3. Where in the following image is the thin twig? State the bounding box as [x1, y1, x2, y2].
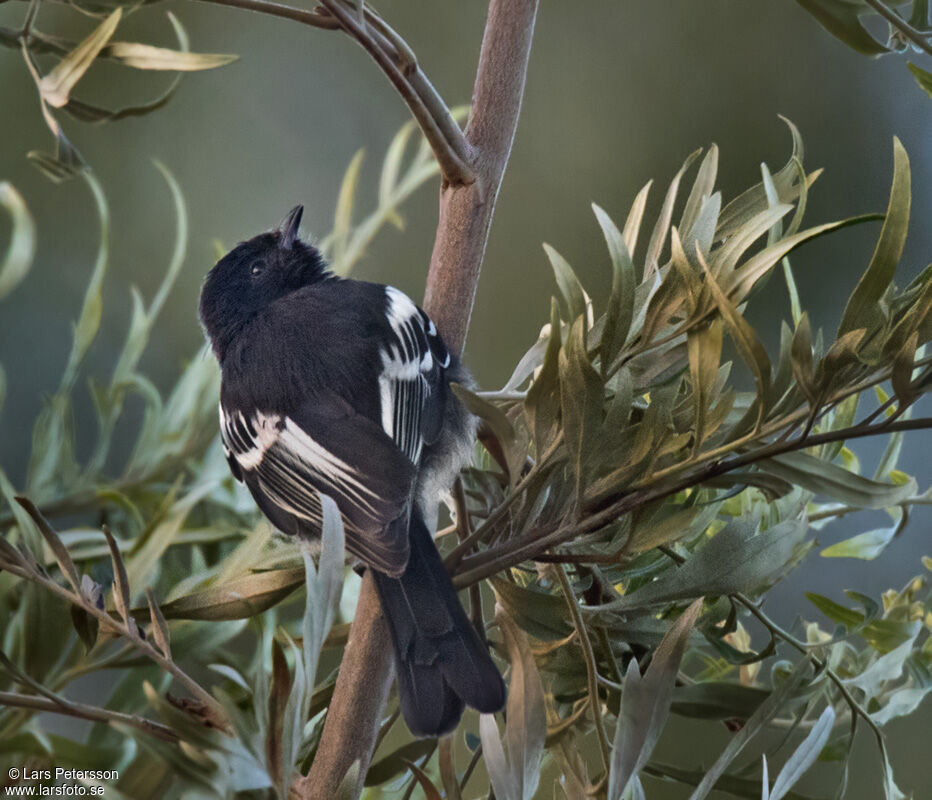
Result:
[864, 0, 932, 56]
[0, 534, 228, 729]
[453, 478, 485, 633]
[732, 592, 891, 774]
[191, 0, 338, 27]
[445, 433, 563, 570]
[317, 1, 474, 184]
[446, 356, 932, 577]
[0, 690, 178, 742]
[189, 0, 474, 184]
[453, 416, 932, 586]
[808, 492, 932, 522]
[554, 565, 612, 775]
[460, 743, 484, 793]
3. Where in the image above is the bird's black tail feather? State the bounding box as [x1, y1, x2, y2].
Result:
[373, 510, 506, 737]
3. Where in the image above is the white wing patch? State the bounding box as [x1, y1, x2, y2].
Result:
[221, 408, 280, 470]
[379, 287, 436, 463]
[219, 407, 385, 526]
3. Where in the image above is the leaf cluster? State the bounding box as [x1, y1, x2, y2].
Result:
[796, 0, 932, 100]
[1, 123, 931, 799]
[3, 1, 237, 182]
[447, 122, 932, 798]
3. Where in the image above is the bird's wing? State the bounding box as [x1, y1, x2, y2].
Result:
[378, 286, 450, 463]
[220, 395, 416, 574]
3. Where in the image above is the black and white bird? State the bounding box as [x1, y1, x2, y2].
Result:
[198, 205, 505, 736]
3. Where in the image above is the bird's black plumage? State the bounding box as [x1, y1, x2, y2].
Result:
[199, 206, 505, 736]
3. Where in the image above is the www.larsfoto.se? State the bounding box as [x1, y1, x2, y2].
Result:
[5, 770, 116, 796]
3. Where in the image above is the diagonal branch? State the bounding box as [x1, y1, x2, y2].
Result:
[315, 1, 475, 184]
[864, 0, 932, 56]
[451, 416, 932, 587]
[189, 0, 474, 184]
[5, 498, 229, 729]
[0, 690, 178, 743]
[297, 3, 539, 798]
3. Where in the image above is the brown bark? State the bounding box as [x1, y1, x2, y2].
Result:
[424, 0, 539, 353]
[295, 573, 391, 798]
[296, 2, 538, 796]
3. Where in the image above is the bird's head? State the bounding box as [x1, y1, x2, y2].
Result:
[199, 205, 327, 359]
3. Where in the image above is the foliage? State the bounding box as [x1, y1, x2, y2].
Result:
[796, 0, 932, 100]
[2, 122, 932, 800]
[2, 0, 237, 182]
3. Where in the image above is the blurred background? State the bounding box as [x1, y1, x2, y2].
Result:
[1, 0, 930, 796]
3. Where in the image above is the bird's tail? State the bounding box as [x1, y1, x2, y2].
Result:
[372, 510, 506, 737]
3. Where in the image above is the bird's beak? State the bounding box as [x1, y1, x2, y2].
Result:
[277, 205, 304, 250]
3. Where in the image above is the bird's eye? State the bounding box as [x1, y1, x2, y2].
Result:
[250, 261, 266, 277]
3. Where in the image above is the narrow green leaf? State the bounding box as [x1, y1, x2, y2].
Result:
[795, 0, 889, 56]
[669, 683, 770, 720]
[890, 330, 918, 407]
[645, 149, 701, 274]
[790, 313, 818, 405]
[62, 172, 110, 389]
[687, 320, 723, 455]
[0, 183, 37, 300]
[38, 9, 123, 107]
[544, 243, 588, 323]
[364, 741, 435, 786]
[452, 383, 522, 480]
[480, 712, 517, 800]
[103, 525, 132, 627]
[607, 599, 703, 800]
[379, 119, 417, 209]
[762, 451, 917, 509]
[782, 260, 803, 327]
[491, 578, 571, 641]
[104, 42, 236, 71]
[909, 0, 929, 29]
[717, 117, 808, 240]
[502, 334, 548, 393]
[711, 204, 791, 281]
[698, 252, 772, 414]
[400, 760, 443, 800]
[686, 661, 811, 800]
[590, 519, 806, 614]
[593, 203, 636, 362]
[839, 139, 910, 336]
[908, 61, 932, 99]
[820, 509, 906, 560]
[680, 144, 719, 237]
[266, 638, 289, 788]
[70, 602, 99, 653]
[524, 301, 562, 459]
[682, 192, 721, 260]
[767, 707, 835, 800]
[330, 149, 365, 271]
[806, 593, 920, 653]
[727, 219, 849, 306]
[623, 181, 652, 257]
[500, 610, 546, 800]
[303, 493, 345, 674]
[559, 318, 603, 503]
[144, 587, 171, 659]
[150, 568, 304, 621]
[14, 496, 81, 594]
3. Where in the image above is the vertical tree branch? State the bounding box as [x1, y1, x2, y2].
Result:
[297, 2, 538, 797]
[424, 0, 539, 353]
[297, 572, 393, 798]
